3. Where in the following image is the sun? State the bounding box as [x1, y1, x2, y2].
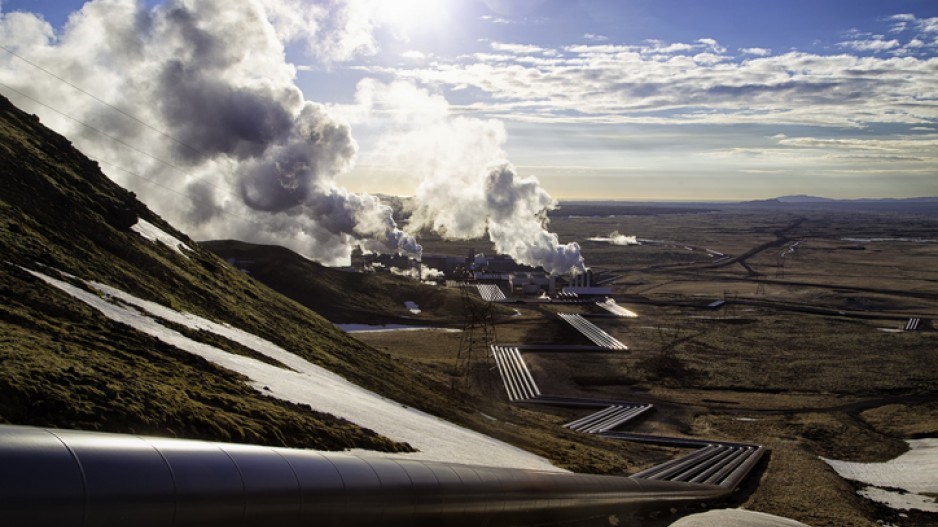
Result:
[373, 0, 454, 38]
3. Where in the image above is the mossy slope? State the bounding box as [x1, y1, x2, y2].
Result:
[0, 94, 418, 451]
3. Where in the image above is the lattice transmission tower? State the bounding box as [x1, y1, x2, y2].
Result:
[452, 284, 497, 391]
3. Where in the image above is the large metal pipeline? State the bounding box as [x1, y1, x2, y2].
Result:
[0, 424, 737, 526]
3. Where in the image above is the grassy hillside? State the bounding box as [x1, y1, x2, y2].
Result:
[0, 95, 418, 450]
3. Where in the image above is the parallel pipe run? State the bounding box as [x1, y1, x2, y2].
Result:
[502, 347, 531, 399]
[557, 314, 628, 350]
[491, 347, 519, 401]
[487, 345, 764, 490]
[492, 346, 534, 401]
[586, 406, 651, 433]
[630, 445, 765, 489]
[509, 347, 542, 398]
[1, 425, 738, 527]
[564, 405, 624, 431]
[491, 346, 541, 401]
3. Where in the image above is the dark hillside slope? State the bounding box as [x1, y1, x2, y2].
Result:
[203, 239, 507, 324]
[0, 94, 421, 450]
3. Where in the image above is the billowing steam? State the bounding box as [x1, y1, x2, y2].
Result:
[0, 0, 418, 264]
[341, 79, 586, 275]
[389, 266, 445, 282]
[587, 232, 640, 246]
[1, 0, 583, 274]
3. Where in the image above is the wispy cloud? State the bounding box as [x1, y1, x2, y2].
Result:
[490, 41, 548, 54]
[401, 50, 427, 60]
[838, 37, 900, 52]
[369, 43, 938, 130]
[480, 14, 511, 24]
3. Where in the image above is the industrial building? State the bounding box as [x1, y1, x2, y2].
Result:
[354, 248, 617, 300]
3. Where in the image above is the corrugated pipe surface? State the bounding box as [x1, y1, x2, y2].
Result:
[0, 424, 733, 526]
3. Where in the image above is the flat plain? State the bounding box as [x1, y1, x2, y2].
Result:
[357, 205, 938, 527]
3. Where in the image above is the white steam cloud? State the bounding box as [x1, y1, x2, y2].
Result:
[1, 0, 584, 274]
[338, 79, 585, 275]
[0, 0, 417, 265]
[388, 266, 445, 282]
[587, 231, 640, 246]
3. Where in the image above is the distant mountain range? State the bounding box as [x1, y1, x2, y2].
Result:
[747, 194, 938, 204]
[552, 195, 938, 217]
[736, 195, 938, 214]
[772, 195, 837, 203]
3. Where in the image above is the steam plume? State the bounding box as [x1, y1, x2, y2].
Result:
[587, 232, 640, 246]
[341, 79, 586, 275]
[0, 0, 418, 264]
[1, 0, 581, 273]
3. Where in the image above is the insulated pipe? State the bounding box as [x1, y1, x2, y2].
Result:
[500, 347, 529, 401]
[1, 424, 737, 527]
[720, 446, 766, 488]
[558, 314, 626, 350]
[692, 448, 750, 485]
[502, 347, 532, 400]
[491, 347, 519, 401]
[507, 347, 541, 398]
[671, 447, 732, 482]
[587, 406, 648, 434]
[492, 347, 522, 401]
[636, 447, 721, 480]
[564, 406, 623, 431]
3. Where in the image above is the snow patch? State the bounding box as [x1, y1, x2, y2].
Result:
[131, 219, 192, 256]
[404, 301, 421, 314]
[822, 438, 938, 513]
[669, 509, 813, 526]
[26, 268, 560, 472]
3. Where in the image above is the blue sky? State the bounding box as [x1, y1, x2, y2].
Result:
[4, 0, 938, 200]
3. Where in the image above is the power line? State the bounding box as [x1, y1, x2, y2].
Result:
[0, 47, 238, 201]
[0, 81, 251, 223]
[0, 81, 191, 175]
[1, 45, 203, 159]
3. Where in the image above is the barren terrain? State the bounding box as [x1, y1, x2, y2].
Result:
[358, 207, 938, 527]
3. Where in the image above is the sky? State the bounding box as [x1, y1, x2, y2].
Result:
[2, 0, 937, 202]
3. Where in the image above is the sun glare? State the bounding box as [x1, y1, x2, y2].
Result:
[374, 0, 453, 37]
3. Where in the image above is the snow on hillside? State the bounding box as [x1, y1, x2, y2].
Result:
[27, 267, 563, 472]
[131, 219, 193, 255]
[823, 438, 938, 513]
